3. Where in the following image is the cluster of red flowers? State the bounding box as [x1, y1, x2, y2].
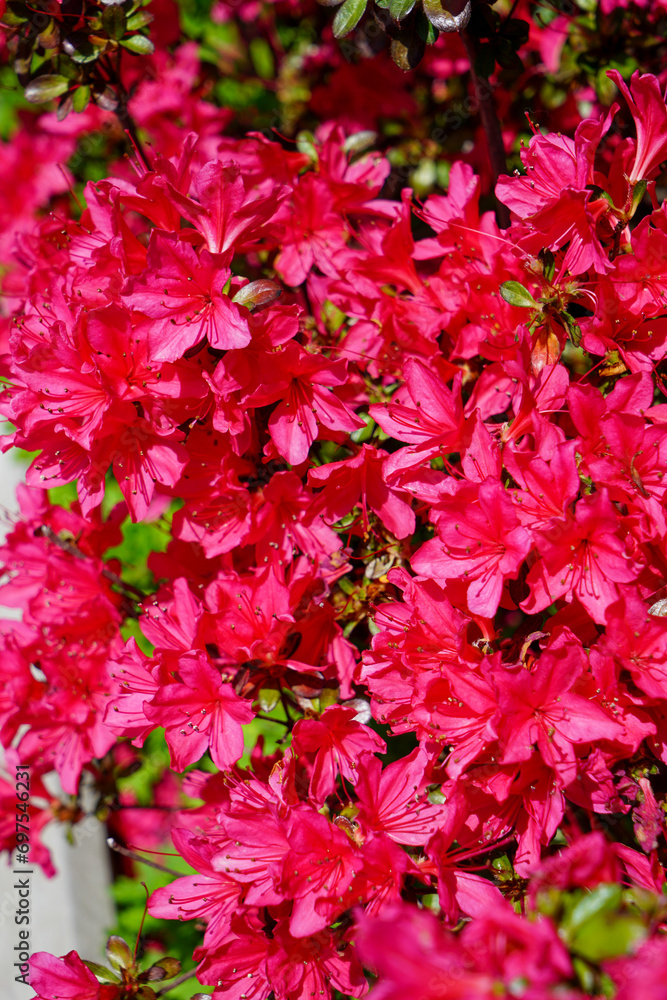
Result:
[1, 1, 667, 999]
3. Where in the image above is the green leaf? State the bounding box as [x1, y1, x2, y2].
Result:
[72, 84, 91, 113]
[562, 311, 582, 346]
[630, 178, 648, 214]
[496, 40, 523, 74]
[539, 248, 556, 283]
[332, 0, 368, 37]
[320, 684, 340, 710]
[104, 507, 171, 594]
[3, 4, 29, 25]
[343, 130, 377, 155]
[135, 988, 157, 1000]
[390, 32, 425, 70]
[415, 8, 439, 42]
[249, 36, 275, 79]
[24, 74, 70, 103]
[499, 280, 538, 309]
[82, 961, 121, 985]
[120, 34, 155, 55]
[106, 935, 135, 974]
[389, 0, 416, 20]
[37, 19, 60, 50]
[103, 6, 127, 39]
[142, 957, 182, 982]
[73, 45, 104, 65]
[232, 279, 282, 311]
[568, 884, 622, 931]
[350, 413, 376, 443]
[503, 17, 530, 43]
[258, 687, 281, 713]
[296, 130, 318, 162]
[126, 10, 154, 30]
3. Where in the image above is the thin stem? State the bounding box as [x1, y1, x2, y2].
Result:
[460, 30, 511, 229]
[256, 713, 291, 727]
[133, 883, 150, 963]
[499, 0, 521, 34]
[38, 526, 147, 604]
[154, 968, 199, 997]
[107, 838, 183, 877]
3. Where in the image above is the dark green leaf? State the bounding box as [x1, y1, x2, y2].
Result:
[103, 6, 127, 39]
[474, 2, 500, 34]
[496, 37, 523, 73]
[474, 42, 495, 79]
[503, 17, 529, 43]
[415, 8, 439, 42]
[65, 36, 103, 65]
[562, 312, 582, 346]
[539, 248, 555, 283]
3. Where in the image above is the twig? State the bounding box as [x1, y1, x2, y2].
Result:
[499, 0, 521, 35]
[107, 838, 183, 877]
[38, 525, 147, 603]
[256, 713, 291, 727]
[155, 968, 199, 996]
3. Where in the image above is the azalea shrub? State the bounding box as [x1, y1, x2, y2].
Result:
[2, 0, 667, 998]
